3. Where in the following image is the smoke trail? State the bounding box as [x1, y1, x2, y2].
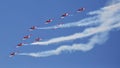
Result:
[19, 33, 108, 57]
[18, 23, 120, 57]
[37, 16, 100, 30]
[18, 22, 120, 57]
[37, 0, 120, 30]
[31, 23, 120, 46]
[19, 1, 120, 57]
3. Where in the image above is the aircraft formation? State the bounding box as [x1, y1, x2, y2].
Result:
[9, 7, 85, 57]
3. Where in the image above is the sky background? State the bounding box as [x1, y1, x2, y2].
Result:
[0, 0, 120, 68]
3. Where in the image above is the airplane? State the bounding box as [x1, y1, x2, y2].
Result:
[61, 13, 69, 18]
[16, 43, 25, 48]
[45, 19, 53, 24]
[34, 37, 42, 42]
[23, 34, 32, 40]
[9, 52, 17, 57]
[77, 8, 85, 12]
[29, 26, 37, 31]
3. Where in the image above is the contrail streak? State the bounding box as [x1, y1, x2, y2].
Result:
[37, 16, 100, 30]
[18, 22, 120, 57]
[31, 24, 120, 46]
[18, 33, 108, 57]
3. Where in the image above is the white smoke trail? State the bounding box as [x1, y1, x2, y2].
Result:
[37, 16, 100, 30]
[19, 33, 108, 57]
[18, 24, 120, 57]
[36, 0, 120, 30]
[31, 23, 120, 46]
[19, 1, 120, 57]
[18, 22, 120, 57]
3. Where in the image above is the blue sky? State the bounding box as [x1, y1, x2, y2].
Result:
[0, 0, 120, 68]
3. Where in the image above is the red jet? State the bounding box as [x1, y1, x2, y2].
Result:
[9, 52, 17, 57]
[34, 37, 42, 42]
[77, 8, 85, 12]
[23, 34, 32, 40]
[61, 13, 69, 18]
[45, 19, 53, 24]
[29, 26, 37, 31]
[16, 43, 24, 48]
